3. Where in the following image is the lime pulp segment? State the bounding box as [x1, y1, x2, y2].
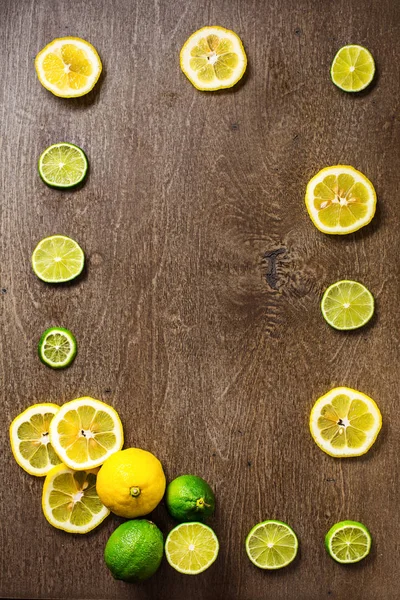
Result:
[38, 143, 88, 188]
[165, 522, 219, 574]
[321, 280, 374, 330]
[325, 520, 371, 563]
[246, 520, 298, 569]
[331, 45, 375, 92]
[38, 327, 77, 368]
[32, 235, 85, 283]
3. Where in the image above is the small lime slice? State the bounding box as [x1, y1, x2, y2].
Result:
[38, 143, 88, 188]
[165, 522, 219, 574]
[331, 45, 375, 92]
[245, 520, 298, 569]
[32, 235, 85, 283]
[321, 280, 374, 330]
[325, 520, 372, 563]
[38, 327, 77, 369]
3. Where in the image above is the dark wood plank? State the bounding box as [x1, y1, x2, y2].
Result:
[1, 0, 400, 598]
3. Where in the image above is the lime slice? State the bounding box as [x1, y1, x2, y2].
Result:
[325, 520, 372, 563]
[165, 522, 219, 574]
[310, 387, 382, 457]
[38, 143, 88, 188]
[9, 403, 62, 476]
[331, 45, 375, 92]
[32, 235, 85, 283]
[42, 463, 110, 533]
[245, 520, 298, 570]
[38, 327, 77, 369]
[321, 280, 374, 330]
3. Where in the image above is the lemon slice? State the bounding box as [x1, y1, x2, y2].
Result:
[35, 37, 102, 98]
[310, 387, 382, 457]
[165, 522, 219, 574]
[305, 165, 376, 234]
[49, 397, 124, 470]
[42, 463, 109, 533]
[331, 45, 375, 92]
[10, 404, 62, 476]
[180, 26, 247, 91]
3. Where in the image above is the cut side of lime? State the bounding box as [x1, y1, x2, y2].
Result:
[331, 45, 375, 92]
[321, 280, 374, 330]
[305, 165, 376, 234]
[180, 26, 247, 91]
[165, 522, 219, 574]
[325, 520, 372, 563]
[38, 143, 88, 188]
[9, 403, 62, 476]
[42, 463, 110, 533]
[49, 397, 124, 470]
[245, 520, 298, 570]
[310, 387, 382, 457]
[38, 327, 77, 369]
[32, 235, 85, 283]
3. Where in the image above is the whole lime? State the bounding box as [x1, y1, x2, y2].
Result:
[166, 475, 215, 522]
[104, 520, 163, 582]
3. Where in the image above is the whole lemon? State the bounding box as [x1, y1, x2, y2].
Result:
[96, 448, 166, 518]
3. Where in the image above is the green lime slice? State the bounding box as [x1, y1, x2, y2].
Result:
[325, 520, 372, 563]
[331, 45, 375, 92]
[245, 520, 298, 570]
[321, 280, 374, 330]
[38, 142, 88, 188]
[165, 522, 219, 574]
[38, 327, 77, 369]
[32, 235, 85, 283]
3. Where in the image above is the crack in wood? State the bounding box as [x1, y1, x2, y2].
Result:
[263, 248, 286, 290]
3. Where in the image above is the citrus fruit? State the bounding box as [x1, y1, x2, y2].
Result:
[245, 520, 298, 570]
[38, 143, 88, 188]
[331, 45, 375, 92]
[325, 520, 372, 563]
[165, 522, 219, 574]
[180, 26, 247, 91]
[32, 235, 85, 283]
[321, 280, 375, 330]
[96, 448, 166, 518]
[310, 387, 382, 457]
[305, 165, 376, 234]
[9, 403, 62, 476]
[35, 37, 102, 98]
[49, 397, 124, 470]
[166, 475, 215, 522]
[38, 327, 77, 369]
[104, 520, 164, 582]
[42, 463, 109, 533]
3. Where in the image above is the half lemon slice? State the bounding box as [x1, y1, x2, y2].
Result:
[35, 37, 102, 98]
[310, 387, 382, 457]
[49, 397, 124, 470]
[305, 165, 376, 234]
[180, 26, 247, 91]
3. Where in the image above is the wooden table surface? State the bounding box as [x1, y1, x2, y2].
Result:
[1, 0, 400, 598]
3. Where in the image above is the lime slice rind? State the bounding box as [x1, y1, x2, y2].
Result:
[325, 520, 372, 563]
[38, 143, 88, 188]
[245, 520, 298, 570]
[165, 522, 219, 574]
[331, 45, 375, 92]
[321, 280, 375, 330]
[38, 327, 77, 369]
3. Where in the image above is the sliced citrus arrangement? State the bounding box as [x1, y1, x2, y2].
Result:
[305, 165, 376, 234]
[38, 143, 88, 188]
[35, 37, 102, 98]
[10, 403, 62, 476]
[321, 280, 375, 330]
[32, 235, 85, 283]
[245, 520, 298, 570]
[165, 522, 219, 574]
[325, 520, 372, 563]
[42, 463, 109, 533]
[49, 397, 124, 470]
[331, 45, 375, 92]
[180, 26, 247, 91]
[38, 327, 77, 369]
[310, 387, 382, 457]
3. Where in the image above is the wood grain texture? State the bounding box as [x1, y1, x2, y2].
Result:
[1, 0, 400, 598]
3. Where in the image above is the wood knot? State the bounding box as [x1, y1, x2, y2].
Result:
[263, 248, 286, 290]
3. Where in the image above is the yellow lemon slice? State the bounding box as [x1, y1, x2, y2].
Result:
[42, 464, 109, 533]
[305, 165, 376, 234]
[10, 403, 62, 476]
[49, 397, 124, 470]
[35, 37, 102, 98]
[180, 26, 247, 91]
[310, 387, 382, 457]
